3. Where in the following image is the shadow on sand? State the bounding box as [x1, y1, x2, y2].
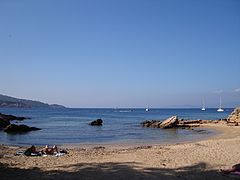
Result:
[0, 161, 235, 180]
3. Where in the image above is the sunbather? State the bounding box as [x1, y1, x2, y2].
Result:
[42, 145, 59, 155]
[24, 145, 41, 156]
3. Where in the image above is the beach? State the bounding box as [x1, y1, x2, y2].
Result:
[1, 123, 240, 180]
[1, 0, 239, 179]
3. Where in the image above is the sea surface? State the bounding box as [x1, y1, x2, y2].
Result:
[0, 108, 233, 146]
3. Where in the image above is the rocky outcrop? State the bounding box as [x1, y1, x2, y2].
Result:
[0, 113, 28, 129]
[0, 118, 10, 128]
[141, 116, 179, 129]
[141, 116, 227, 129]
[4, 124, 41, 133]
[141, 120, 162, 128]
[159, 116, 178, 128]
[227, 107, 240, 123]
[178, 120, 202, 124]
[89, 119, 103, 126]
[0, 113, 41, 132]
[0, 113, 28, 121]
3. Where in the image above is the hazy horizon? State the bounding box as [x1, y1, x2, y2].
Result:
[0, 0, 240, 108]
[0, 92, 238, 109]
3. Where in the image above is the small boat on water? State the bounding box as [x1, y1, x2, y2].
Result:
[201, 98, 206, 111]
[217, 95, 224, 112]
[145, 108, 149, 112]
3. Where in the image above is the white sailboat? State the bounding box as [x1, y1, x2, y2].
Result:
[145, 108, 149, 112]
[217, 95, 224, 112]
[201, 98, 206, 111]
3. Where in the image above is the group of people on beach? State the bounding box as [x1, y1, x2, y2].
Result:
[24, 145, 63, 156]
[21, 145, 240, 176]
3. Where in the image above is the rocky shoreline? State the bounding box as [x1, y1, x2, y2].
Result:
[141, 107, 240, 129]
[141, 117, 227, 129]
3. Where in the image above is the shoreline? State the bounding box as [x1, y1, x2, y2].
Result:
[59, 123, 238, 149]
[0, 125, 220, 150]
[1, 123, 240, 180]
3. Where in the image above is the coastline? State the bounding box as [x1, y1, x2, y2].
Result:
[1, 123, 240, 179]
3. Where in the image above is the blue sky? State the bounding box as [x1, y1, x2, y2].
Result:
[0, 0, 240, 108]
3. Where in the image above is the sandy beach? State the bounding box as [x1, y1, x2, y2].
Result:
[0, 124, 240, 180]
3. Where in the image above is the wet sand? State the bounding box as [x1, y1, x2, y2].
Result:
[0, 124, 240, 180]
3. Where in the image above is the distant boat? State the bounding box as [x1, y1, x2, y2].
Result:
[217, 95, 224, 112]
[145, 108, 149, 112]
[201, 98, 206, 111]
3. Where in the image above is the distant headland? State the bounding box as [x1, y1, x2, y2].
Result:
[0, 94, 65, 108]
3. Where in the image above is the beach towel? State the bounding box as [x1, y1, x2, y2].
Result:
[15, 151, 24, 156]
[15, 151, 66, 157]
[15, 151, 42, 156]
[42, 152, 66, 157]
[55, 152, 65, 157]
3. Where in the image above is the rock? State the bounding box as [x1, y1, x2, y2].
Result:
[181, 120, 202, 124]
[141, 120, 161, 128]
[0, 113, 29, 121]
[175, 124, 200, 128]
[4, 124, 41, 133]
[227, 107, 240, 123]
[150, 121, 162, 128]
[160, 116, 178, 129]
[141, 120, 150, 127]
[0, 119, 10, 128]
[89, 119, 103, 126]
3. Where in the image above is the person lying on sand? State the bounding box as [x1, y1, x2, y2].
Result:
[220, 163, 240, 174]
[42, 145, 59, 155]
[24, 145, 41, 156]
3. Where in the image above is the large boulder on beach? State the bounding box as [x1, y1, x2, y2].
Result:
[4, 124, 41, 133]
[160, 116, 178, 129]
[227, 107, 240, 123]
[89, 119, 103, 126]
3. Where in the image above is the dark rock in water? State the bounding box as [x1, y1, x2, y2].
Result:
[4, 124, 41, 133]
[89, 119, 103, 126]
[160, 116, 178, 129]
[0, 118, 10, 128]
[0, 113, 29, 121]
[141, 120, 162, 128]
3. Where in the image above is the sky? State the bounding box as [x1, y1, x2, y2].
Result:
[0, 0, 240, 108]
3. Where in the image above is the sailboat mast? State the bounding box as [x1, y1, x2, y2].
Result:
[217, 94, 224, 112]
[219, 95, 222, 109]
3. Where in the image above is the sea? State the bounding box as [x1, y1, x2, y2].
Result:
[0, 108, 233, 146]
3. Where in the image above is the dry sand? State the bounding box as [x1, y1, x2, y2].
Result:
[1, 124, 240, 180]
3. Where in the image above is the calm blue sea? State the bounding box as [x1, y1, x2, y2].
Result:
[0, 108, 233, 146]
